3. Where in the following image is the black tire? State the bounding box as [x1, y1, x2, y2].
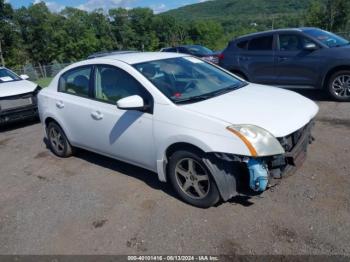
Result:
[327, 70, 350, 102]
[168, 150, 220, 208]
[46, 122, 73, 158]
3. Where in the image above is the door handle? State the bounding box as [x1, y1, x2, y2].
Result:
[91, 111, 104, 120]
[56, 101, 64, 109]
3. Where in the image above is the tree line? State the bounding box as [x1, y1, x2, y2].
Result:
[0, 0, 349, 69]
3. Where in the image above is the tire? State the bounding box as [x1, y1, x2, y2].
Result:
[46, 122, 73, 158]
[168, 150, 220, 208]
[327, 70, 350, 102]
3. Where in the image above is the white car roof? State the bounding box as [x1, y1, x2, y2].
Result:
[92, 52, 187, 65]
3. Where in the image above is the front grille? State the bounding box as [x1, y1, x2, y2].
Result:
[0, 95, 34, 111]
[278, 122, 311, 152]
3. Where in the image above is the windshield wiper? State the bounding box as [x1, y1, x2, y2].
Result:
[174, 83, 244, 104]
[174, 94, 213, 104]
[211, 84, 243, 96]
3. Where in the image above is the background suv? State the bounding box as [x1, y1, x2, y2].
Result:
[219, 28, 350, 101]
[161, 45, 220, 64]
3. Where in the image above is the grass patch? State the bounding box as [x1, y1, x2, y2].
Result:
[34, 77, 53, 87]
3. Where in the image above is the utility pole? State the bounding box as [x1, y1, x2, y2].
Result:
[0, 39, 5, 67]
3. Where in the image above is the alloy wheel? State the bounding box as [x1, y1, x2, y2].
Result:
[49, 127, 65, 154]
[175, 158, 210, 199]
[332, 75, 350, 98]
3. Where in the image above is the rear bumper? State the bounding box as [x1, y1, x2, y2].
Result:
[0, 105, 38, 125]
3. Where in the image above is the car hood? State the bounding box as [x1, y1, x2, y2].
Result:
[182, 84, 319, 137]
[0, 80, 37, 98]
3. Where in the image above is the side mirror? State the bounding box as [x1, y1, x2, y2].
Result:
[20, 74, 30, 80]
[116, 95, 145, 111]
[303, 43, 318, 51]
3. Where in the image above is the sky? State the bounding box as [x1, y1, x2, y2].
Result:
[7, 0, 208, 13]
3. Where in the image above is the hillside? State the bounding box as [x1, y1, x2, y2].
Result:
[163, 0, 321, 29]
[165, 0, 313, 20]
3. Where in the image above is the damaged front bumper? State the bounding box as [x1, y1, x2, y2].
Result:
[0, 92, 39, 125]
[269, 120, 315, 179]
[211, 121, 315, 200]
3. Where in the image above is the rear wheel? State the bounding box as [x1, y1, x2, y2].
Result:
[46, 122, 73, 157]
[327, 70, 350, 101]
[168, 150, 220, 208]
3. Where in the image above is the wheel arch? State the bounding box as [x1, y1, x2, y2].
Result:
[43, 115, 72, 142]
[322, 65, 350, 88]
[156, 138, 212, 183]
[163, 142, 240, 202]
[165, 142, 206, 160]
[44, 116, 59, 127]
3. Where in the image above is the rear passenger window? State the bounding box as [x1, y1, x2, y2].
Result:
[59, 66, 92, 97]
[248, 36, 273, 51]
[237, 40, 248, 49]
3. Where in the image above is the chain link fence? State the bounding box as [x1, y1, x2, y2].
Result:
[12, 62, 71, 82]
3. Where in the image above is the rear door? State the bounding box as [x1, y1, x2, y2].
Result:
[274, 33, 323, 87]
[55, 65, 95, 148]
[238, 34, 277, 84]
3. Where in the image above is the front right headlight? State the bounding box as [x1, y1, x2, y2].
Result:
[226, 124, 285, 157]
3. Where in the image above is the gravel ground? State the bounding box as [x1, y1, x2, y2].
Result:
[0, 91, 349, 255]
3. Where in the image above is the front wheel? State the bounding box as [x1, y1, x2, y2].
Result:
[327, 70, 350, 101]
[168, 150, 220, 208]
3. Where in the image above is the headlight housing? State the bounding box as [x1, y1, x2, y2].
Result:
[226, 125, 285, 157]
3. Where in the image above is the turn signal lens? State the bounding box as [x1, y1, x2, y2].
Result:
[226, 126, 258, 157]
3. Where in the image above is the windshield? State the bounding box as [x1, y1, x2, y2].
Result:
[134, 57, 245, 104]
[186, 45, 213, 56]
[0, 68, 21, 83]
[303, 29, 349, 48]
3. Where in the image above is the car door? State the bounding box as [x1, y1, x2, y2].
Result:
[82, 64, 156, 170]
[55, 65, 97, 149]
[238, 34, 276, 84]
[274, 33, 323, 86]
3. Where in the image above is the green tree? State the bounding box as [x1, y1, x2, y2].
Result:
[188, 20, 224, 50]
[109, 8, 137, 50]
[15, 2, 59, 73]
[0, 0, 26, 67]
[128, 8, 159, 51]
[153, 15, 189, 48]
[305, 0, 350, 31]
[89, 9, 116, 51]
[60, 7, 99, 61]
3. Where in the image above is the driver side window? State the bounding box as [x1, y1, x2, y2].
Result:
[279, 34, 315, 51]
[94, 65, 148, 104]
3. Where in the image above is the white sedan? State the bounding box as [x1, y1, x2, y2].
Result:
[38, 52, 318, 208]
[0, 67, 39, 125]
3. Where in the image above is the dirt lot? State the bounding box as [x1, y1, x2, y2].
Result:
[0, 91, 349, 255]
